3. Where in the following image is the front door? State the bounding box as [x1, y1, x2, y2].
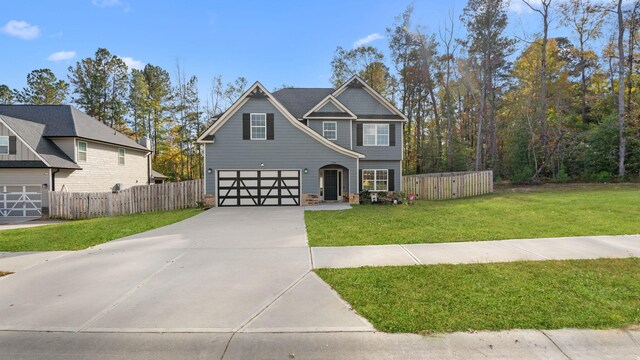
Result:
[324, 170, 338, 201]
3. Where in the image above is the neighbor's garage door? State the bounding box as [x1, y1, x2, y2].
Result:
[217, 170, 300, 206]
[0, 185, 42, 217]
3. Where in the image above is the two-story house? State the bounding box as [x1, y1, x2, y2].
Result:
[197, 76, 406, 207]
[0, 105, 157, 218]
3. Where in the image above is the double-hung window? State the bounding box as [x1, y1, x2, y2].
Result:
[323, 121, 337, 140]
[363, 124, 389, 146]
[77, 141, 87, 162]
[362, 169, 388, 192]
[118, 148, 125, 165]
[0, 136, 8, 154]
[250, 113, 267, 140]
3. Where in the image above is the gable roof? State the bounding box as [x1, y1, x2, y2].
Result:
[303, 95, 356, 119]
[332, 76, 408, 121]
[0, 115, 80, 169]
[197, 82, 364, 159]
[271, 88, 334, 119]
[0, 105, 149, 151]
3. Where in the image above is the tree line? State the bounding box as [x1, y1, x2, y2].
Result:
[0, 48, 246, 181]
[331, 0, 639, 183]
[2, 0, 638, 184]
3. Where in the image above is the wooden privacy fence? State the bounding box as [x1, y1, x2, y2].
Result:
[401, 171, 493, 200]
[48, 179, 203, 220]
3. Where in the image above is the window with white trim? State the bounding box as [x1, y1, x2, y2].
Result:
[118, 148, 125, 165]
[250, 113, 267, 140]
[363, 124, 389, 146]
[362, 169, 388, 192]
[323, 121, 337, 140]
[77, 141, 87, 162]
[0, 136, 8, 155]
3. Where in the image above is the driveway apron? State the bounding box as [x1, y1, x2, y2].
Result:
[0, 208, 372, 333]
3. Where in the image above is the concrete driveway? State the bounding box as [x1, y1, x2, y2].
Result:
[0, 208, 372, 333]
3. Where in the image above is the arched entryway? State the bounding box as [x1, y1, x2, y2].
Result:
[319, 164, 350, 202]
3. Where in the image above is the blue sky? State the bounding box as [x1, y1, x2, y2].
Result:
[1, 0, 562, 99]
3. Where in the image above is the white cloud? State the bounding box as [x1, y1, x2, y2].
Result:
[121, 56, 145, 70]
[92, 0, 130, 11]
[353, 33, 384, 48]
[47, 50, 76, 62]
[1, 20, 40, 40]
[92, 0, 121, 7]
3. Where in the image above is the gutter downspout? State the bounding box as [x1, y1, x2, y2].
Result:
[51, 168, 60, 191]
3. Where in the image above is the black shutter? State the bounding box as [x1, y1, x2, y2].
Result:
[359, 169, 363, 192]
[242, 113, 250, 140]
[356, 123, 363, 146]
[8, 136, 16, 155]
[267, 113, 274, 140]
[388, 169, 395, 191]
[389, 123, 396, 146]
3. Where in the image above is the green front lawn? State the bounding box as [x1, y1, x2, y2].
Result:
[317, 258, 640, 333]
[306, 184, 640, 247]
[0, 209, 202, 252]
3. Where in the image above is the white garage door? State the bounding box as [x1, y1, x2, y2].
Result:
[0, 185, 42, 217]
[217, 170, 300, 206]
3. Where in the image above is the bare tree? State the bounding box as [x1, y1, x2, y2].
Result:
[523, 0, 552, 147]
[559, 0, 605, 125]
[617, 0, 626, 177]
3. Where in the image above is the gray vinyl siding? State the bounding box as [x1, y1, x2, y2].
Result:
[352, 122, 403, 160]
[0, 122, 39, 161]
[359, 160, 402, 192]
[336, 87, 393, 115]
[317, 101, 341, 113]
[50, 138, 76, 161]
[205, 97, 358, 195]
[307, 119, 352, 150]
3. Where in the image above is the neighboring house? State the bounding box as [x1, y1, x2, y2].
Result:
[0, 105, 153, 218]
[197, 76, 406, 207]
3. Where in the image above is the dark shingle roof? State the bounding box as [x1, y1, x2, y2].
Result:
[0, 105, 148, 151]
[0, 114, 80, 169]
[271, 88, 335, 119]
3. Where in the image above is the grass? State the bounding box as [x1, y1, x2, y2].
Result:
[317, 258, 640, 333]
[0, 209, 202, 252]
[306, 184, 640, 246]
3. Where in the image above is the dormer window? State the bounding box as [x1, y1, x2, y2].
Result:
[323, 121, 337, 140]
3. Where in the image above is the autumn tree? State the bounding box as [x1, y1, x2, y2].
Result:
[16, 69, 69, 105]
[142, 64, 172, 158]
[330, 46, 393, 96]
[128, 69, 150, 140]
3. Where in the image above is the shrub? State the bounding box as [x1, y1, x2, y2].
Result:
[510, 166, 534, 184]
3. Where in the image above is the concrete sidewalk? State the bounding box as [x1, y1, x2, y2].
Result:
[0, 328, 638, 359]
[311, 235, 640, 268]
